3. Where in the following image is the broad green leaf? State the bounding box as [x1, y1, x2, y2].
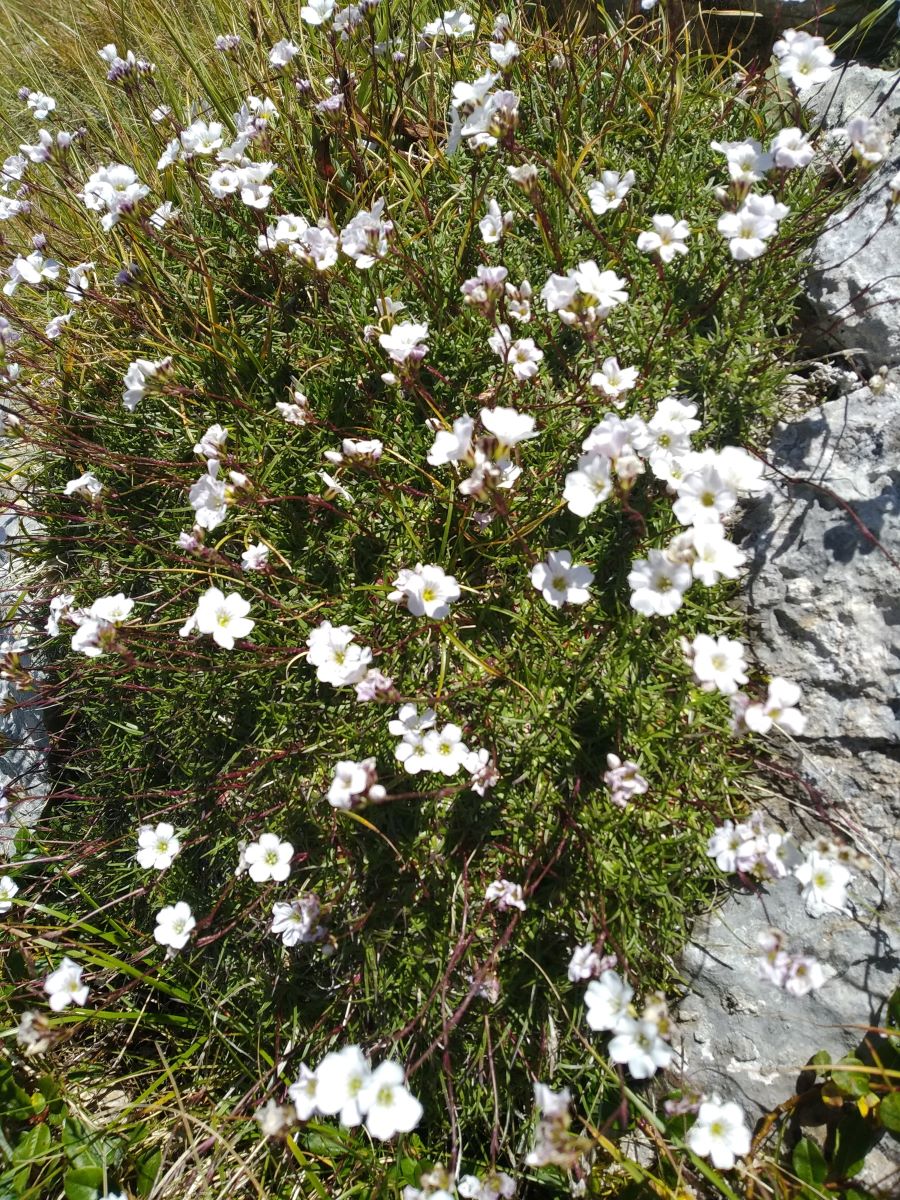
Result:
[792, 1136, 827, 1186]
[63, 1166, 103, 1200]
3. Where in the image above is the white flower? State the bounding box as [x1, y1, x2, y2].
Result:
[690, 525, 747, 586]
[589, 357, 639, 402]
[427, 416, 474, 466]
[717, 200, 780, 261]
[244, 833, 294, 883]
[25, 91, 56, 119]
[0, 875, 19, 913]
[193, 423, 228, 460]
[388, 563, 461, 619]
[87, 595, 132, 625]
[359, 1061, 423, 1139]
[71, 618, 109, 658]
[288, 1065, 320, 1120]
[64, 471, 103, 500]
[480, 405, 537, 448]
[379, 321, 429, 365]
[80, 163, 149, 229]
[340, 199, 393, 268]
[794, 851, 851, 918]
[687, 1096, 751, 1170]
[586, 169, 635, 216]
[568, 943, 602, 982]
[710, 138, 773, 184]
[784, 955, 827, 996]
[271, 895, 324, 946]
[136, 822, 181, 869]
[845, 116, 891, 169]
[479, 198, 513, 244]
[584, 970, 633, 1032]
[315, 1046, 372, 1126]
[744, 676, 805, 736]
[44, 957, 89, 1011]
[772, 29, 834, 93]
[604, 754, 648, 808]
[488, 325, 543, 381]
[4, 251, 60, 296]
[685, 634, 748, 695]
[327, 758, 384, 809]
[530, 550, 593, 608]
[628, 550, 691, 616]
[673, 466, 737, 526]
[268, 39, 299, 66]
[306, 622, 372, 687]
[489, 40, 519, 68]
[423, 8, 475, 38]
[190, 587, 254, 649]
[771, 127, 814, 170]
[636, 214, 690, 262]
[45, 313, 73, 339]
[301, 0, 335, 25]
[563, 452, 614, 517]
[154, 901, 195, 949]
[607, 1017, 672, 1079]
[122, 355, 172, 411]
[420, 723, 470, 775]
[241, 542, 269, 571]
[391, 704, 437, 775]
[189, 460, 228, 531]
[465, 747, 499, 795]
[484, 879, 526, 911]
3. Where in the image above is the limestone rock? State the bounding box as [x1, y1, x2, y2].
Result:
[675, 377, 900, 1195]
[806, 65, 900, 367]
[0, 508, 48, 856]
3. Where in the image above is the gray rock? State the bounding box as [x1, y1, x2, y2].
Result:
[674, 379, 900, 1193]
[0, 506, 48, 856]
[806, 65, 900, 367]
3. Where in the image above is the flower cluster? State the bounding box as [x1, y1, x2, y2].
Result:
[584, 969, 673, 1080]
[288, 1046, 422, 1140]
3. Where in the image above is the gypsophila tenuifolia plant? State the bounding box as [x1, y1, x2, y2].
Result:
[0, 1, 883, 1196]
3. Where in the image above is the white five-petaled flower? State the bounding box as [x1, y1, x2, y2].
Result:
[771, 127, 814, 170]
[154, 901, 195, 949]
[607, 1016, 673, 1079]
[686, 1096, 752, 1170]
[589, 356, 639, 403]
[388, 563, 461, 620]
[488, 325, 543, 381]
[327, 758, 385, 809]
[628, 550, 691, 616]
[314, 1045, 371, 1127]
[136, 822, 181, 869]
[44, 957, 89, 1011]
[794, 851, 851, 918]
[244, 833, 294, 883]
[743, 676, 805, 736]
[772, 29, 835, 93]
[301, 0, 335, 25]
[271, 895, 324, 946]
[530, 550, 593, 608]
[586, 169, 635, 216]
[185, 587, 254, 649]
[358, 1061, 424, 1139]
[306, 621, 372, 687]
[685, 634, 748, 695]
[584, 969, 633, 1032]
[484, 879, 526, 911]
[636, 214, 690, 262]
